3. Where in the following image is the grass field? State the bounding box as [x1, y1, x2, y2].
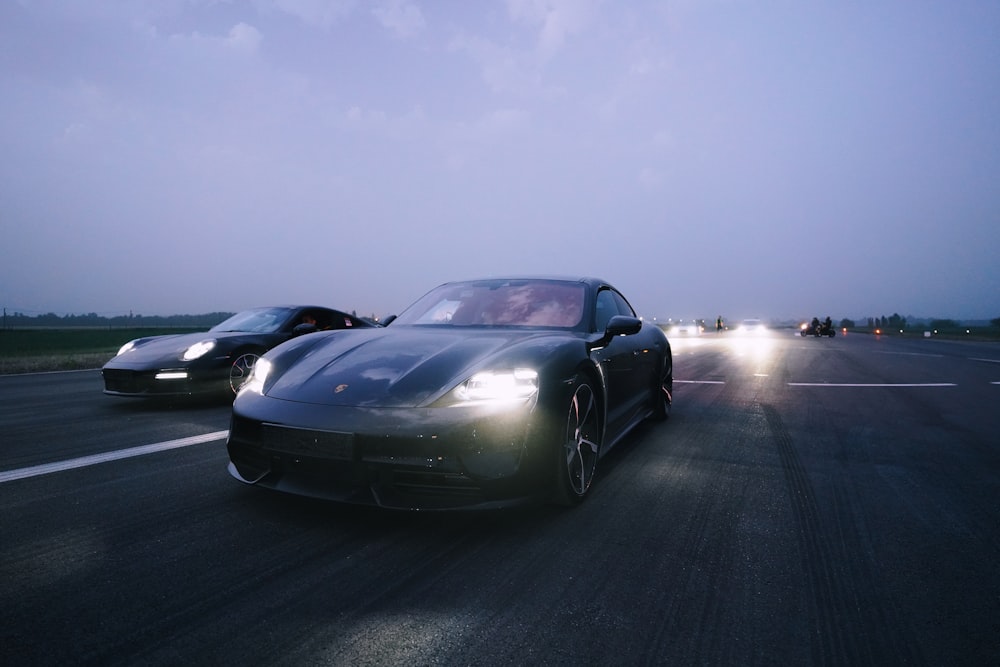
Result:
[0, 328, 202, 374]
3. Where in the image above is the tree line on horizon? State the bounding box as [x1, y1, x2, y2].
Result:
[1, 311, 235, 329]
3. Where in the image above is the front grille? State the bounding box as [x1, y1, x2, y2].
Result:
[103, 369, 149, 393]
[229, 418, 503, 507]
[261, 423, 355, 461]
[227, 417, 270, 478]
[389, 470, 483, 498]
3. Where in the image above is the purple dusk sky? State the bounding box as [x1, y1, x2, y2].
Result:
[2, 1, 998, 322]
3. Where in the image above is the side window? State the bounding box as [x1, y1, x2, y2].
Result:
[304, 309, 357, 330]
[611, 290, 636, 318]
[327, 311, 358, 330]
[595, 289, 617, 332]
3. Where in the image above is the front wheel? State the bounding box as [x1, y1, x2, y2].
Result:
[229, 351, 262, 394]
[650, 356, 672, 421]
[552, 377, 601, 506]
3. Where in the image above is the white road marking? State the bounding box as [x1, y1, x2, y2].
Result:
[0, 368, 102, 378]
[675, 380, 726, 384]
[787, 383, 956, 388]
[871, 351, 944, 358]
[0, 430, 229, 484]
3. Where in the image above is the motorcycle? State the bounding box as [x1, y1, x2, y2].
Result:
[800, 320, 836, 337]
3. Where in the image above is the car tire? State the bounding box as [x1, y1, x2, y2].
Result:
[552, 376, 601, 506]
[229, 350, 263, 394]
[650, 355, 672, 421]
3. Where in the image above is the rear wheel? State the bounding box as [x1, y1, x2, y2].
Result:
[229, 351, 262, 394]
[552, 377, 601, 506]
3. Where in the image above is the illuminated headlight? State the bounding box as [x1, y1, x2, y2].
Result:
[182, 339, 216, 361]
[241, 357, 273, 395]
[117, 340, 138, 356]
[450, 368, 538, 405]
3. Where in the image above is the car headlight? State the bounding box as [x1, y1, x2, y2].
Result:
[240, 357, 272, 395]
[116, 340, 138, 356]
[182, 339, 216, 361]
[449, 368, 539, 405]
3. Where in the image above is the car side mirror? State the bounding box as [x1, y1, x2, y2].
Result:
[606, 315, 642, 337]
[292, 322, 318, 336]
[588, 315, 642, 350]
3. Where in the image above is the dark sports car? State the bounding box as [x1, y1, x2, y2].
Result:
[102, 306, 373, 398]
[227, 277, 672, 510]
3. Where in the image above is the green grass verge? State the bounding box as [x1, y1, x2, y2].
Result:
[0, 328, 203, 375]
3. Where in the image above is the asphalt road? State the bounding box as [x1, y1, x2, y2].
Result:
[1, 332, 998, 666]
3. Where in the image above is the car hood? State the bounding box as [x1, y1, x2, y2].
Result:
[106, 331, 260, 365]
[264, 328, 575, 408]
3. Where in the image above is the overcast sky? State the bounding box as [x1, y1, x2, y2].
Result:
[2, 0, 998, 322]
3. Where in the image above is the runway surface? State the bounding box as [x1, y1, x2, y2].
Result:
[2, 331, 998, 665]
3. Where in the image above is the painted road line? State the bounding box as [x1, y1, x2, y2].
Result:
[0, 368, 102, 378]
[675, 380, 726, 384]
[787, 383, 956, 387]
[872, 351, 944, 358]
[0, 430, 229, 484]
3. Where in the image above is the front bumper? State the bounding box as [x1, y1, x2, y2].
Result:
[102, 365, 228, 397]
[226, 393, 552, 510]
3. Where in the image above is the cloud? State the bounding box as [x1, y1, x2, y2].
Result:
[506, 0, 600, 58]
[263, 0, 355, 28]
[166, 21, 262, 56]
[226, 22, 263, 52]
[371, 0, 425, 38]
[448, 1, 601, 98]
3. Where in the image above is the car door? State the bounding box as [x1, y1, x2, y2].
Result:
[591, 287, 646, 438]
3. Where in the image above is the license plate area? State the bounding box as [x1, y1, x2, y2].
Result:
[261, 423, 355, 460]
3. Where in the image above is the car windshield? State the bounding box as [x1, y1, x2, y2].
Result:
[393, 279, 586, 328]
[210, 307, 293, 333]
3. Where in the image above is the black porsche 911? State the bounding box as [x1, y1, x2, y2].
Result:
[227, 277, 673, 510]
[102, 306, 374, 398]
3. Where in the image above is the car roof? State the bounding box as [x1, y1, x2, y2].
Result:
[436, 276, 614, 290]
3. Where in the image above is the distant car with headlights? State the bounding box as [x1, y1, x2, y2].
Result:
[738, 318, 766, 334]
[668, 319, 703, 336]
[102, 306, 374, 398]
[227, 277, 673, 510]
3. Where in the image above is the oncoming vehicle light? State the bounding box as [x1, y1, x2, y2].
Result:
[454, 368, 538, 404]
[155, 371, 188, 381]
[182, 339, 216, 361]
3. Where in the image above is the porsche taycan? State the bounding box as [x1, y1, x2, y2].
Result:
[227, 278, 673, 510]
